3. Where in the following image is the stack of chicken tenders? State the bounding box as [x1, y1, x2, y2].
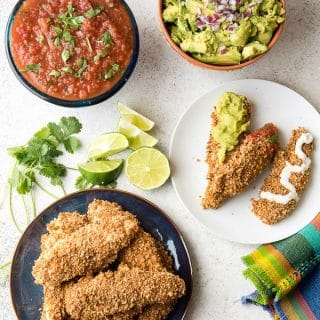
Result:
[32, 200, 186, 320]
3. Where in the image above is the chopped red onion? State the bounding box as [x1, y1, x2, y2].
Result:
[244, 8, 252, 17]
[219, 46, 228, 54]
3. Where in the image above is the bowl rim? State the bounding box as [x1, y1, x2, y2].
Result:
[158, 0, 286, 71]
[10, 188, 193, 320]
[5, 0, 140, 108]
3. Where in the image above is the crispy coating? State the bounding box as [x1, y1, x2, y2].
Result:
[252, 128, 314, 224]
[120, 230, 175, 320]
[40, 212, 87, 320]
[120, 230, 173, 272]
[202, 123, 279, 209]
[33, 200, 139, 286]
[64, 267, 186, 320]
[40, 212, 87, 253]
[40, 286, 66, 320]
[138, 304, 175, 320]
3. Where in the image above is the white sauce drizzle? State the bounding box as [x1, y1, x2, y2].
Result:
[260, 132, 313, 205]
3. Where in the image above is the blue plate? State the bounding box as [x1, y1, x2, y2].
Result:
[10, 189, 192, 320]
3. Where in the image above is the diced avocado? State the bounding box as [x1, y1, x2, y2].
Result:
[230, 21, 252, 47]
[171, 26, 183, 44]
[251, 15, 278, 33]
[181, 38, 207, 54]
[193, 47, 242, 65]
[257, 31, 273, 45]
[162, 0, 285, 64]
[261, 0, 276, 13]
[163, 5, 179, 23]
[242, 41, 268, 60]
[164, 0, 178, 6]
[185, 0, 203, 14]
[212, 92, 250, 163]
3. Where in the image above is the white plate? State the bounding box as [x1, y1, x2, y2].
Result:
[170, 79, 320, 244]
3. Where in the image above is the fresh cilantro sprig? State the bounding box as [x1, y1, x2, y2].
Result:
[75, 175, 116, 190]
[7, 117, 82, 233]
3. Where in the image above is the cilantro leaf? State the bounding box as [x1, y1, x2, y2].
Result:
[60, 117, 82, 137]
[47, 122, 64, 142]
[76, 58, 88, 77]
[49, 70, 61, 77]
[63, 136, 81, 153]
[85, 6, 104, 19]
[104, 63, 119, 79]
[269, 135, 279, 144]
[75, 175, 92, 190]
[61, 66, 74, 74]
[61, 49, 72, 63]
[23, 64, 41, 73]
[101, 31, 113, 45]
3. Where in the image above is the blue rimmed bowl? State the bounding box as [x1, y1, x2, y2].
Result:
[5, 0, 139, 108]
[10, 189, 192, 320]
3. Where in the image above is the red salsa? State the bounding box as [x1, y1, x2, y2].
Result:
[11, 0, 135, 100]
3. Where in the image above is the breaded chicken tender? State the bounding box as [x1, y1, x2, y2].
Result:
[202, 123, 279, 209]
[40, 212, 87, 253]
[33, 200, 139, 285]
[252, 128, 314, 224]
[64, 266, 186, 320]
[39, 212, 87, 320]
[120, 230, 175, 320]
[120, 230, 173, 272]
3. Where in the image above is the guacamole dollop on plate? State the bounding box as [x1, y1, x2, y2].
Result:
[162, 0, 285, 65]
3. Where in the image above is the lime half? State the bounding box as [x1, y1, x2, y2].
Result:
[87, 133, 128, 160]
[79, 160, 123, 185]
[118, 118, 158, 150]
[125, 147, 170, 190]
[118, 102, 155, 131]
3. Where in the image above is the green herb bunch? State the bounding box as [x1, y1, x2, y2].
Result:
[7, 117, 82, 233]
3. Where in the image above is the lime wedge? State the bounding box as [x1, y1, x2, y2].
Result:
[125, 147, 170, 190]
[118, 118, 158, 150]
[118, 102, 155, 131]
[78, 160, 123, 185]
[87, 133, 128, 160]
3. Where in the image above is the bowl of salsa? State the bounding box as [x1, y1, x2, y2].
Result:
[6, 0, 139, 107]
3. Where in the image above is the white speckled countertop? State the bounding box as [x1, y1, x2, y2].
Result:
[0, 0, 319, 319]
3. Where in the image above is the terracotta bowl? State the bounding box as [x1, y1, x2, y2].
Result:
[158, 0, 286, 71]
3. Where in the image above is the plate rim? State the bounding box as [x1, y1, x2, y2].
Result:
[169, 78, 320, 244]
[10, 188, 193, 319]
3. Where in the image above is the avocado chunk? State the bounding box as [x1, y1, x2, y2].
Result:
[230, 21, 252, 47]
[212, 92, 251, 163]
[242, 41, 268, 60]
[193, 47, 242, 65]
[163, 5, 179, 23]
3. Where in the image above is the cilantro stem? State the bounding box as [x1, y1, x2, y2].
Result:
[66, 166, 78, 171]
[60, 184, 67, 196]
[35, 181, 59, 199]
[30, 189, 36, 218]
[21, 195, 30, 224]
[0, 161, 15, 209]
[0, 260, 11, 270]
[9, 183, 23, 234]
[0, 260, 11, 285]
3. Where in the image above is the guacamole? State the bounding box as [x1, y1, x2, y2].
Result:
[162, 0, 285, 65]
[212, 92, 250, 163]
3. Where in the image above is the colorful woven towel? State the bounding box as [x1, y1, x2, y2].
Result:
[242, 214, 320, 319]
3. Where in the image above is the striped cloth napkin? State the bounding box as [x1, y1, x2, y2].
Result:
[242, 214, 320, 319]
